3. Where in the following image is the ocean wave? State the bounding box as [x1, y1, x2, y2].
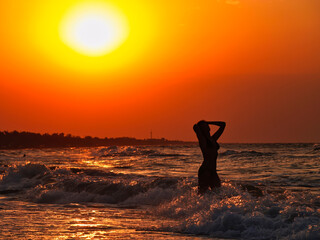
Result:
[219, 150, 275, 158]
[312, 144, 320, 151]
[0, 163, 181, 205]
[0, 163, 52, 192]
[309, 144, 320, 154]
[91, 146, 185, 158]
[280, 154, 317, 159]
[153, 182, 320, 240]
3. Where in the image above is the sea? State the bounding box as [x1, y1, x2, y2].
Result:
[0, 143, 319, 239]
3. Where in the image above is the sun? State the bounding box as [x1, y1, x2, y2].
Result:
[59, 2, 129, 57]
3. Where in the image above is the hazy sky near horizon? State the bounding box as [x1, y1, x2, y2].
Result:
[0, 0, 319, 142]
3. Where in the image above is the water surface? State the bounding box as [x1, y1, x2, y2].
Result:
[0, 144, 319, 239]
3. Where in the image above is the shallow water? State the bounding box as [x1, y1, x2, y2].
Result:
[0, 144, 319, 239]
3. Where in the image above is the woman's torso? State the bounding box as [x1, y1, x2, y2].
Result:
[200, 140, 220, 170]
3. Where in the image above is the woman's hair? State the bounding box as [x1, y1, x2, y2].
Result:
[198, 121, 210, 134]
[198, 121, 213, 147]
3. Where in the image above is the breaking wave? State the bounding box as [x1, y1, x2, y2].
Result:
[0, 163, 180, 205]
[154, 182, 320, 240]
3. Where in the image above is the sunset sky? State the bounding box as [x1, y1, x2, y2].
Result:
[0, 0, 319, 142]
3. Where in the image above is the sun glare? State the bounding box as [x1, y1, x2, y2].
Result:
[59, 2, 129, 57]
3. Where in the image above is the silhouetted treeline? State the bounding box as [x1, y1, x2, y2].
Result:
[0, 131, 193, 149]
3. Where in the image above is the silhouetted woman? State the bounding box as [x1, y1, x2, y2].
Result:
[193, 120, 226, 194]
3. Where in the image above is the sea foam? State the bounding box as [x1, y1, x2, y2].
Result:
[0, 163, 181, 205]
[154, 182, 320, 239]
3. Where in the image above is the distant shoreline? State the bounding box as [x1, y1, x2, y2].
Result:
[0, 131, 196, 150]
[0, 131, 317, 150]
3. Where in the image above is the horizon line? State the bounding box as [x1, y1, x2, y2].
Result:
[0, 130, 318, 144]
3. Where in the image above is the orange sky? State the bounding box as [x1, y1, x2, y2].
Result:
[0, 0, 319, 142]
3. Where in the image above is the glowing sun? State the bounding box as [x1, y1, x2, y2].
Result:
[59, 2, 129, 57]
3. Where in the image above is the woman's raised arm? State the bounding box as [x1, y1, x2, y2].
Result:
[206, 121, 226, 141]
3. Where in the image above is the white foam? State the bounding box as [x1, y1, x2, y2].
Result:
[154, 182, 320, 239]
[0, 163, 50, 191]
